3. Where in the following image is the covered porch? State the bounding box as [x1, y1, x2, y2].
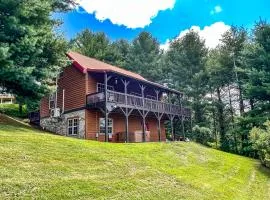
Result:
[86, 71, 191, 142]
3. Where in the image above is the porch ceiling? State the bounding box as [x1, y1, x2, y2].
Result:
[88, 71, 183, 96]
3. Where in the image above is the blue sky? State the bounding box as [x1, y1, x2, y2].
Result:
[55, 0, 270, 48]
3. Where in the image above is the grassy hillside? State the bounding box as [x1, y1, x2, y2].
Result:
[0, 114, 269, 200]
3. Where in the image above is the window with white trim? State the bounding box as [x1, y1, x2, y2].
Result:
[97, 83, 114, 92]
[68, 118, 79, 135]
[99, 118, 113, 137]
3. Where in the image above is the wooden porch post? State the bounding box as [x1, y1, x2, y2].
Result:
[140, 85, 146, 142]
[155, 89, 162, 141]
[168, 114, 175, 141]
[142, 116, 146, 142]
[178, 94, 185, 140]
[181, 115, 185, 140]
[190, 115, 193, 136]
[104, 72, 108, 142]
[171, 117, 174, 141]
[155, 89, 160, 101]
[154, 89, 165, 142]
[125, 114, 129, 143]
[122, 79, 130, 143]
[168, 92, 171, 112]
[138, 109, 149, 143]
[157, 117, 161, 142]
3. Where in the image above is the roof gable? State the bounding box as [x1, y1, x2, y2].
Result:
[67, 51, 146, 81]
[66, 51, 182, 95]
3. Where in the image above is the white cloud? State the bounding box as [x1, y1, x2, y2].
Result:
[160, 22, 230, 50]
[160, 39, 170, 51]
[77, 0, 176, 29]
[210, 5, 222, 15]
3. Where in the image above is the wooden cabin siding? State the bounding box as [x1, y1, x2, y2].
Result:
[40, 96, 50, 118]
[87, 73, 97, 94]
[57, 66, 86, 111]
[40, 65, 87, 119]
[38, 52, 187, 142]
[84, 74, 99, 140]
[85, 109, 99, 140]
[85, 110, 166, 142]
[147, 118, 166, 142]
[110, 114, 166, 142]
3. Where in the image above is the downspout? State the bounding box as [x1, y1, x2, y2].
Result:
[62, 89, 65, 114]
[96, 111, 98, 141]
[55, 75, 58, 109]
[85, 72, 89, 139]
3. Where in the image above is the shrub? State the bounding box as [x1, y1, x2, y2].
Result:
[0, 104, 28, 118]
[250, 121, 270, 168]
[192, 125, 213, 146]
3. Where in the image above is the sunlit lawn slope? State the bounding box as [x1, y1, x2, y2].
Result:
[0, 114, 269, 200]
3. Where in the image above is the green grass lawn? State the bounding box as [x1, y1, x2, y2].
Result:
[0, 114, 270, 200]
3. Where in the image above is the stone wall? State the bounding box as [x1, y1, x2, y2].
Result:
[40, 109, 85, 139]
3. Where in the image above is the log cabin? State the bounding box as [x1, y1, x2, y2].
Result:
[39, 52, 191, 142]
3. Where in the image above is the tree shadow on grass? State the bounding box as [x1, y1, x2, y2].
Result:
[256, 163, 270, 178]
[0, 114, 45, 134]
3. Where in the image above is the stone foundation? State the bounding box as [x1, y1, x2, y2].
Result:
[40, 109, 85, 139]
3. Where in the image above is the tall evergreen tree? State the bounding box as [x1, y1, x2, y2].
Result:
[127, 32, 162, 81]
[166, 30, 208, 126]
[240, 20, 270, 136]
[206, 48, 233, 151]
[109, 39, 130, 68]
[0, 0, 75, 109]
[220, 26, 248, 115]
[70, 29, 131, 68]
[70, 29, 111, 61]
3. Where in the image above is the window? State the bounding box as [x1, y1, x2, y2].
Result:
[49, 93, 56, 109]
[68, 118, 79, 135]
[99, 118, 113, 137]
[97, 83, 114, 92]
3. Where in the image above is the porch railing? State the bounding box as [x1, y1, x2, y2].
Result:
[86, 90, 191, 117]
[28, 111, 40, 124]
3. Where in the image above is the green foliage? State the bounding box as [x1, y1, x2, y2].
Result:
[0, 0, 74, 109]
[70, 29, 132, 70]
[71, 30, 163, 82]
[70, 29, 112, 62]
[126, 32, 163, 81]
[109, 39, 130, 67]
[192, 125, 214, 146]
[0, 104, 27, 118]
[233, 20, 270, 156]
[165, 30, 208, 126]
[243, 20, 270, 120]
[2, 2, 270, 163]
[250, 120, 270, 168]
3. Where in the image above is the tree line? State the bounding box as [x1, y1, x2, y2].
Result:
[1, 0, 270, 166]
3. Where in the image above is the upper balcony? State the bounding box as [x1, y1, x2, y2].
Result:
[86, 90, 191, 118]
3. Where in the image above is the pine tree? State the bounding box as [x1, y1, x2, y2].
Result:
[0, 0, 74, 109]
[127, 32, 162, 82]
[165, 30, 208, 126]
